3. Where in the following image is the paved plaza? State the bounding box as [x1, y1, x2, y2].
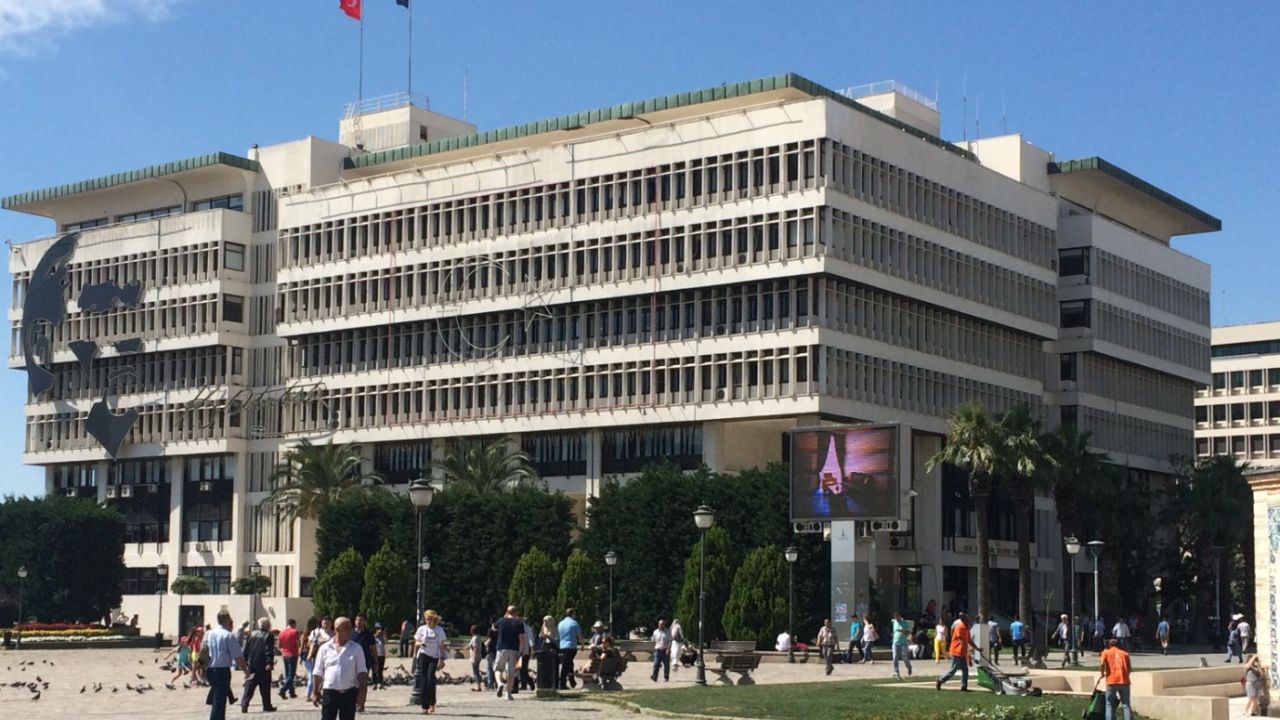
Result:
[0, 645, 1223, 719]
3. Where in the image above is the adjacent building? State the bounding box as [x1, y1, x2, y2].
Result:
[1196, 322, 1280, 467]
[3, 73, 1218, 636]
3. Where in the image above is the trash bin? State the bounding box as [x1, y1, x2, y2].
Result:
[536, 644, 558, 691]
[2, 630, 11, 650]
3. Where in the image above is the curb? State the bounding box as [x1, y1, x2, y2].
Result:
[592, 696, 756, 720]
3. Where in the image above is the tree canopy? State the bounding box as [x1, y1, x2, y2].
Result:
[268, 439, 384, 521]
[432, 438, 534, 494]
[312, 547, 366, 619]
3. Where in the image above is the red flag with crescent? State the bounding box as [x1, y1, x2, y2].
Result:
[340, 0, 362, 20]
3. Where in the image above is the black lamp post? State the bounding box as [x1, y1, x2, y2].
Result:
[16, 566, 27, 649]
[1086, 540, 1104, 652]
[784, 545, 798, 663]
[156, 562, 169, 648]
[1064, 537, 1080, 666]
[693, 505, 715, 687]
[604, 551, 617, 632]
[408, 479, 436, 623]
[249, 562, 262, 623]
[1212, 545, 1225, 650]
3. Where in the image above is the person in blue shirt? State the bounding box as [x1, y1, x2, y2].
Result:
[556, 608, 583, 690]
[1009, 615, 1027, 663]
[1156, 616, 1171, 656]
[204, 610, 246, 720]
[847, 617, 864, 663]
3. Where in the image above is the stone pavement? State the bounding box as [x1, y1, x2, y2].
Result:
[0, 645, 1221, 719]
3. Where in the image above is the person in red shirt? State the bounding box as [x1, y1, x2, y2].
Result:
[1099, 639, 1132, 720]
[935, 611, 976, 691]
[277, 618, 301, 700]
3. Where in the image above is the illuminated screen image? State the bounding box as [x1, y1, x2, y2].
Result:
[790, 426, 899, 520]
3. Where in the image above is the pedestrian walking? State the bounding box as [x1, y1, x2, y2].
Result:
[1111, 618, 1131, 652]
[204, 610, 247, 720]
[670, 618, 686, 670]
[301, 618, 325, 699]
[516, 615, 536, 693]
[1053, 614, 1072, 668]
[351, 615, 376, 712]
[861, 615, 878, 664]
[412, 609, 448, 714]
[191, 625, 208, 686]
[310, 616, 368, 720]
[1099, 638, 1132, 720]
[818, 619, 839, 675]
[651, 618, 673, 682]
[1092, 617, 1106, 653]
[1226, 620, 1244, 663]
[166, 631, 195, 685]
[372, 623, 386, 689]
[235, 621, 250, 647]
[1237, 614, 1253, 655]
[1155, 616, 1170, 656]
[399, 619, 413, 659]
[891, 612, 913, 679]
[556, 609, 583, 690]
[986, 615, 1002, 664]
[1244, 654, 1266, 718]
[936, 611, 975, 692]
[277, 618, 300, 700]
[240, 617, 278, 714]
[467, 625, 485, 692]
[494, 606, 527, 701]
[848, 615, 864, 663]
[484, 620, 498, 689]
[1009, 615, 1027, 663]
[933, 617, 948, 663]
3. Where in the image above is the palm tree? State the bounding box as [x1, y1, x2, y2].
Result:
[432, 437, 533, 493]
[1040, 424, 1108, 636]
[927, 404, 1000, 621]
[995, 404, 1048, 633]
[267, 439, 384, 521]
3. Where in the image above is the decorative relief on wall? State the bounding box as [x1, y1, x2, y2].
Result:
[1269, 505, 1280, 668]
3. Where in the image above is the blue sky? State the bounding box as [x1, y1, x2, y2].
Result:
[0, 0, 1276, 496]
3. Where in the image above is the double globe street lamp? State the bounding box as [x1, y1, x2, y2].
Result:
[693, 505, 715, 687]
[784, 545, 798, 664]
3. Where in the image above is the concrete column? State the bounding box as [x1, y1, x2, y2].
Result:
[430, 438, 447, 481]
[96, 460, 110, 504]
[831, 520, 857, 641]
[230, 452, 248, 580]
[583, 429, 602, 500]
[701, 421, 723, 472]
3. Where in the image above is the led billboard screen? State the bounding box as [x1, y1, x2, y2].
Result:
[789, 425, 901, 521]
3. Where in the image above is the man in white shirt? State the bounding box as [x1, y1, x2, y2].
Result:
[1111, 619, 1131, 652]
[670, 619, 685, 670]
[311, 616, 368, 720]
[650, 618, 673, 682]
[1237, 615, 1252, 655]
[776, 630, 793, 653]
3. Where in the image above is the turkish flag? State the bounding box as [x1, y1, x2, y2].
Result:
[340, 0, 361, 20]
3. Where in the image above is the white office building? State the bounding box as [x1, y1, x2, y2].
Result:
[1196, 322, 1280, 466]
[4, 74, 1217, 636]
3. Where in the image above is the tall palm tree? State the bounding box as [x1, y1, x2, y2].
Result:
[996, 404, 1048, 633]
[267, 439, 384, 521]
[927, 404, 1000, 621]
[1040, 424, 1108, 634]
[432, 437, 533, 493]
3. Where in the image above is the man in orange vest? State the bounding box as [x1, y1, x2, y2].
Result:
[1099, 638, 1132, 720]
[935, 611, 976, 691]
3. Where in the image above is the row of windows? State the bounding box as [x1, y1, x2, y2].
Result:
[1073, 406, 1192, 463]
[277, 208, 821, 323]
[280, 142, 820, 268]
[825, 207, 1056, 325]
[373, 441, 433, 484]
[289, 279, 817, 377]
[1090, 247, 1208, 325]
[1212, 340, 1280, 359]
[1196, 401, 1280, 425]
[1067, 353, 1196, 418]
[59, 194, 243, 233]
[826, 141, 1056, 268]
[1197, 434, 1280, 460]
[245, 502, 294, 554]
[27, 400, 230, 453]
[1093, 301, 1210, 371]
[1206, 368, 1280, 393]
[36, 346, 239, 401]
[17, 293, 244, 357]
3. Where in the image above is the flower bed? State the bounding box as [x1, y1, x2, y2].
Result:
[11, 623, 132, 643]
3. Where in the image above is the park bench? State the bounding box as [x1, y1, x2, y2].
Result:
[574, 653, 629, 690]
[709, 640, 761, 684]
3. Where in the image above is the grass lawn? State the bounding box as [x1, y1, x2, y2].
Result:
[602, 678, 1137, 719]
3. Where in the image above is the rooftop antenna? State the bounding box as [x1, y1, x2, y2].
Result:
[1002, 91, 1008, 135]
[463, 70, 470, 122]
[975, 98, 980, 141]
[962, 72, 968, 142]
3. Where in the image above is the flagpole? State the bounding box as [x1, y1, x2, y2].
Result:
[358, 10, 364, 105]
[407, 0, 413, 97]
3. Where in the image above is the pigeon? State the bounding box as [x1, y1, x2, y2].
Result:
[164, 683, 175, 691]
[31, 692, 40, 701]
[80, 686, 86, 694]
[94, 684, 103, 693]
[40, 660, 46, 664]
[1200, 657, 1209, 668]
[112, 686, 119, 694]
[135, 674, 146, 680]
[126, 684, 134, 691]
[41, 682, 48, 690]
[154, 658, 159, 664]
[35, 675, 42, 682]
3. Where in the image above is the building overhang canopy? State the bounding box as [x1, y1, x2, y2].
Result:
[2, 152, 260, 217]
[1048, 157, 1221, 241]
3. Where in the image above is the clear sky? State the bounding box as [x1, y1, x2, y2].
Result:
[0, 0, 1276, 497]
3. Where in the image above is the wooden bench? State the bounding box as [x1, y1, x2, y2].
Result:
[574, 653, 629, 690]
[709, 640, 761, 684]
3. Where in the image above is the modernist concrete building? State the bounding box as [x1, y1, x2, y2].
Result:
[1196, 322, 1280, 467]
[3, 74, 1218, 637]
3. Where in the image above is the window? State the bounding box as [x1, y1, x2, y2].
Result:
[191, 194, 244, 212]
[1059, 300, 1090, 329]
[222, 295, 244, 323]
[62, 217, 108, 232]
[224, 242, 246, 271]
[117, 205, 180, 224]
[121, 567, 161, 596]
[1060, 354, 1077, 382]
[1058, 248, 1090, 277]
[1271, 369, 1280, 387]
[1213, 404, 1227, 423]
[1195, 406, 1207, 423]
[1251, 402, 1264, 421]
[179, 566, 231, 595]
[1231, 403, 1245, 422]
[1212, 373, 1226, 390]
[1059, 405, 1077, 426]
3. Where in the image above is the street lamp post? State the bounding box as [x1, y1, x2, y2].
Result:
[784, 545, 798, 664]
[693, 505, 715, 687]
[1212, 545, 1225, 649]
[156, 562, 169, 649]
[604, 551, 617, 632]
[16, 566, 27, 649]
[249, 562, 262, 623]
[408, 479, 436, 623]
[1087, 541, 1104, 653]
[1064, 537, 1081, 666]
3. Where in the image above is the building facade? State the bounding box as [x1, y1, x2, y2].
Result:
[3, 74, 1217, 637]
[1196, 322, 1280, 467]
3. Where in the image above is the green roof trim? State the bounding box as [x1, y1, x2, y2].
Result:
[345, 72, 975, 170]
[2, 152, 260, 210]
[1048, 156, 1221, 231]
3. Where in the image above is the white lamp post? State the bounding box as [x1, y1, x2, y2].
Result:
[1064, 537, 1080, 665]
[693, 505, 715, 686]
[409, 479, 436, 623]
[249, 561, 262, 624]
[604, 551, 617, 632]
[1086, 540, 1104, 652]
[784, 545, 798, 663]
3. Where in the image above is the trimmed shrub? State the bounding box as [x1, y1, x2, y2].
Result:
[721, 545, 788, 649]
